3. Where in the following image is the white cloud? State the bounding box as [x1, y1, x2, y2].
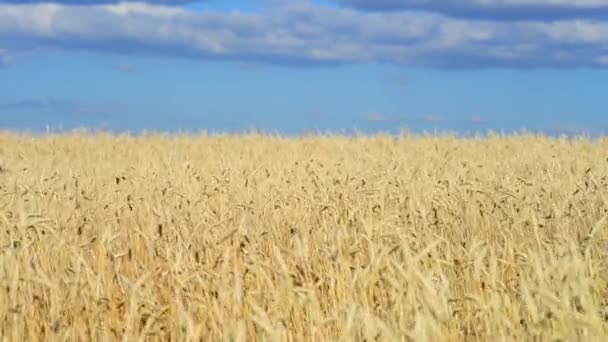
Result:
[0, 1, 608, 68]
[0, 0, 197, 4]
[0, 3, 62, 37]
[102, 2, 186, 16]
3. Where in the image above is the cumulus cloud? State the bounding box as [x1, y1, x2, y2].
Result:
[334, 0, 608, 20]
[0, 0, 197, 4]
[1, 1, 608, 68]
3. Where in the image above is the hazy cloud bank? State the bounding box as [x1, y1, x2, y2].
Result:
[334, 0, 608, 20]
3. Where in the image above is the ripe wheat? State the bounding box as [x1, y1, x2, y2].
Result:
[1, 132, 608, 341]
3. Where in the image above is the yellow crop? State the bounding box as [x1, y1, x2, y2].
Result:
[1, 132, 608, 341]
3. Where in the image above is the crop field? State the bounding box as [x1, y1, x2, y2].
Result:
[1, 132, 608, 341]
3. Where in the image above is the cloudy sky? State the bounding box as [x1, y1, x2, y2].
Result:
[0, 0, 607, 135]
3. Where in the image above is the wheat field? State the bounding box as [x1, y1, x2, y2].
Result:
[1, 132, 608, 341]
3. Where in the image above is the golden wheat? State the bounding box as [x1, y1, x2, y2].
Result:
[1, 132, 608, 341]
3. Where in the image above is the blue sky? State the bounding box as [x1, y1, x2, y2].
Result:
[0, 0, 607, 136]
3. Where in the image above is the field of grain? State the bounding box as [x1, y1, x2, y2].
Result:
[1, 132, 608, 341]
